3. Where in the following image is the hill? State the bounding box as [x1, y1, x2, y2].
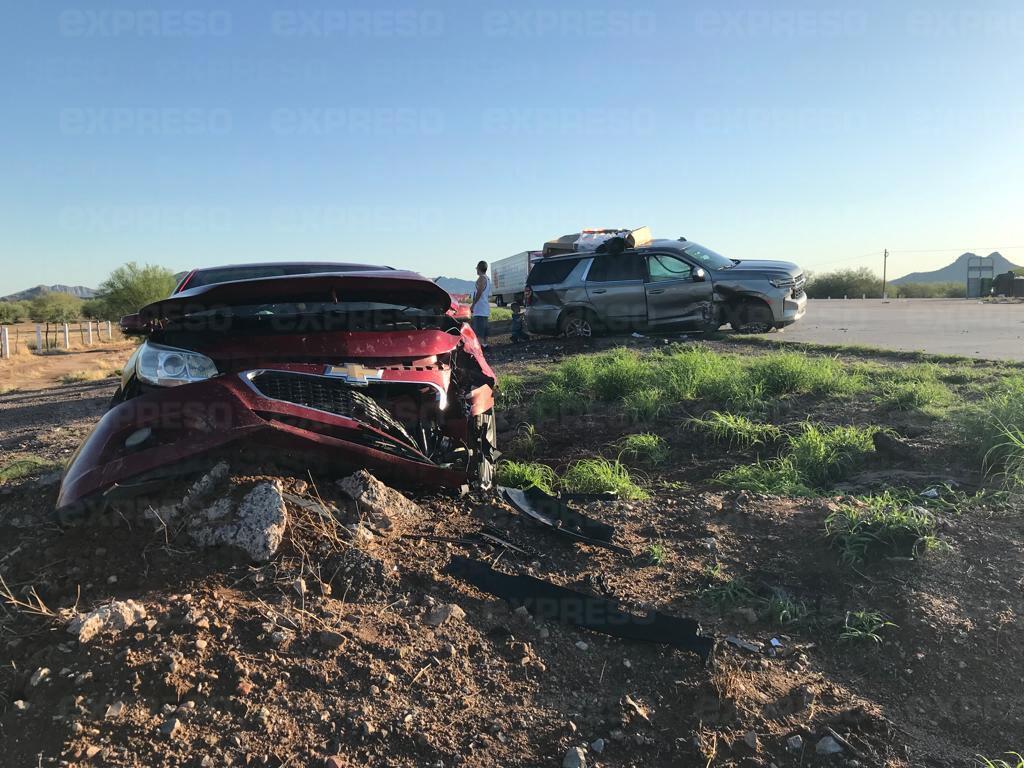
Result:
[1, 284, 97, 302]
[433, 276, 475, 295]
[891, 252, 1020, 284]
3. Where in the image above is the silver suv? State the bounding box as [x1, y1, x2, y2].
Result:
[524, 238, 806, 337]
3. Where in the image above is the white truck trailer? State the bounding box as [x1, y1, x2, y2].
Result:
[491, 250, 543, 306]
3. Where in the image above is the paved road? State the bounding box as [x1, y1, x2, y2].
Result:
[773, 298, 1024, 361]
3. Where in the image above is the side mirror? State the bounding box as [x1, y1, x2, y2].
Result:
[693, 268, 707, 282]
[119, 313, 149, 336]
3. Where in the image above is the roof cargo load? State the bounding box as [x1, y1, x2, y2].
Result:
[542, 227, 652, 257]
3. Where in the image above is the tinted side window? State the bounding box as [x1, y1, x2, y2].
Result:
[647, 254, 693, 282]
[588, 253, 644, 282]
[527, 259, 579, 286]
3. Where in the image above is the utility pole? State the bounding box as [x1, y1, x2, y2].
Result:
[881, 249, 889, 299]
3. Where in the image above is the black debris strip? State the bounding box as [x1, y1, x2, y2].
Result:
[447, 556, 715, 662]
[498, 486, 631, 555]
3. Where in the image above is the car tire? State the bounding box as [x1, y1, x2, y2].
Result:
[730, 300, 775, 333]
[470, 408, 498, 491]
[560, 310, 596, 338]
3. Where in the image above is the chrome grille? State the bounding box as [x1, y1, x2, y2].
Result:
[249, 371, 416, 448]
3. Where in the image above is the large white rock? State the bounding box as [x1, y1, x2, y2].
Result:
[68, 600, 148, 643]
[189, 480, 288, 562]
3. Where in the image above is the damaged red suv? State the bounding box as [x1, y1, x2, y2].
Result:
[56, 263, 498, 520]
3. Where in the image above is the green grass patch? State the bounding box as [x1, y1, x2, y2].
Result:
[497, 374, 525, 407]
[618, 433, 670, 466]
[787, 423, 877, 488]
[508, 423, 543, 458]
[562, 458, 648, 500]
[622, 387, 668, 423]
[840, 611, 896, 644]
[700, 576, 757, 611]
[0, 455, 63, 484]
[646, 543, 667, 565]
[874, 378, 952, 411]
[496, 461, 557, 494]
[979, 754, 1024, 768]
[762, 589, 810, 626]
[690, 411, 782, 449]
[490, 306, 513, 322]
[715, 422, 876, 494]
[825, 492, 940, 563]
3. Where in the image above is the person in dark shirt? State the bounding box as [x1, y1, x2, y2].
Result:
[510, 301, 530, 344]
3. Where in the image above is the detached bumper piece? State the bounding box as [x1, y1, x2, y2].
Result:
[498, 486, 630, 555]
[447, 556, 715, 662]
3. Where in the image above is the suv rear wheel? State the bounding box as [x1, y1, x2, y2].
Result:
[560, 310, 596, 338]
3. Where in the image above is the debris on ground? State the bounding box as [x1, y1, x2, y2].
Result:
[67, 599, 148, 643]
[187, 479, 288, 562]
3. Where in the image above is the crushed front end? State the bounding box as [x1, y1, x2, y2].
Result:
[56, 272, 497, 518]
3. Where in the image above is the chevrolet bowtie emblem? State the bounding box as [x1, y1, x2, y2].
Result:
[324, 363, 384, 386]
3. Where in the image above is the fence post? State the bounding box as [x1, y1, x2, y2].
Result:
[35, 324, 43, 354]
[1, 326, 9, 360]
[107, 320, 112, 341]
[86, 321, 93, 345]
[63, 323, 70, 348]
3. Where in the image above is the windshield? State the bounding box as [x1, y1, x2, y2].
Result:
[683, 243, 735, 271]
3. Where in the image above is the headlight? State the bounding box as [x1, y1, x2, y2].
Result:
[770, 276, 796, 289]
[136, 342, 218, 387]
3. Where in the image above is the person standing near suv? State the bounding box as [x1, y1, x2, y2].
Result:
[471, 260, 491, 347]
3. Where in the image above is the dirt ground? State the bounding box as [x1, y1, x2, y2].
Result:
[0, 332, 1021, 767]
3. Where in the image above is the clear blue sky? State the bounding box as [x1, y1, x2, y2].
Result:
[1, 0, 1022, 294]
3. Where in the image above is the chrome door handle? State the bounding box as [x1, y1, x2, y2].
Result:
[648, 289, 665, 294]
[591, 288, 607, 294]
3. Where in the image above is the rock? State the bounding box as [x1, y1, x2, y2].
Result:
[319, 631, 346, 650]
[195, 638, 208, 650]
[338, 470, 421, 531]
[105, 701, 126, 719]
[324, 758, 346, 768]
[29, 667, 50, 687]
[182, 461, 231, 510]
[188, 480, 288, 562]
[589, 738, 605, 754]
[575, 641, 589, 651]
[161, 717, 183, 739]
[539, 626, 550, 639]
[786, 735, 804, 752]
[734, 607, 759, 624]
[423, 603, 465, 627]
[562, 745, 587, 768]
[68, 600, 148, 643]
[439, 643, 457, 659]
[743, 731, 758, 751]
[13, 700, 29, 712]
[623, 694, 651, 724]
[872, 431, 917, 460]
[816, 736, 843, 755]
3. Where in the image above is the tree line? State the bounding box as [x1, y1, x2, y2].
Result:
[0, 263, 178, 325]
[804, 267, 966, 299]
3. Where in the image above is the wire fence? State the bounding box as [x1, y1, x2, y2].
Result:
[0, 321, 125, 361]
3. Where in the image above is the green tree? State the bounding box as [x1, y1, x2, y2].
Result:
[0, 301, 30, 324]
[29, 292, 83, 323]
[96, 262, 177, 319]
[81, 297, 111, 320]
[805, 267, 882, 299]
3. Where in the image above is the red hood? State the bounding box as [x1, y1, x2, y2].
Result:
[140, 271, 453, 321]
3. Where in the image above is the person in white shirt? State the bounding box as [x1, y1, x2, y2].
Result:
[471, 260, 491, 348]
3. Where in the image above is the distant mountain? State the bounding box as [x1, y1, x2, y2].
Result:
[1, 284, 97, 302]
[891, 252, 1020, 284]
[433, 276, 475, 295]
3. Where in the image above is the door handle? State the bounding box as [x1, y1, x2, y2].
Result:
[591, 288, 607, 294]
[648, 289, 665, 295]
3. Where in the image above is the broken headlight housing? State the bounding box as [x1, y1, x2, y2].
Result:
[136, 341, 218, 387]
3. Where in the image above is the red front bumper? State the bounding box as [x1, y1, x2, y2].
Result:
[56, 373, 468, 512]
